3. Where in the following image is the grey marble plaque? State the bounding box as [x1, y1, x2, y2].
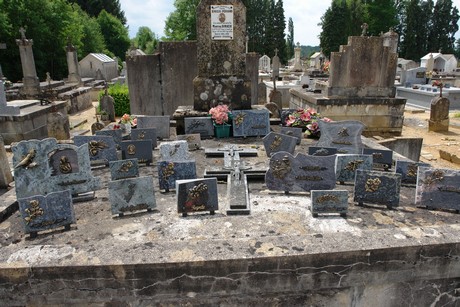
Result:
[335, 154, 373, 183]
[362, 148, 393, 170]
[184, 117, 214, 137]
[109, 159, 139, 181]
[265, 152, 336, 192]
[316, 120, 365, 154]
[415, 167, 460, 211]
[73, 135, 117, 164]
[308, 146, 339, 156]
[18, 190, 75, 235]
[263, 132, 298, 157]
[136, 116, 170, 139]
[159, 140, 191, 162]
[232, 109, 270, 137]
[177, 134, 202, 151]
[95, 129, 123, 148]
[311, 190, 348, 217]
[396, 161, 430, 185]
[108, 176, 156, 215]
[131, 128, 157, 149]
[176, 178, 218, 215]
[121, 140, 153, 166]
[12, 138, 101, 199]
[280, 126, 303, 145]
[158, 160, 197, 191]
[354, 169, 401, 208]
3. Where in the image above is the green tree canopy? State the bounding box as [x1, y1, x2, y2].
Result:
[164, 0, 200, 41]
[428, 0, 459, 54]
[286, 17, 295, 59]
[319, 0, 350, 57]
[68, 0, 126, 24]
[97, 9, 130, 60]
[133, 26, 159, 54]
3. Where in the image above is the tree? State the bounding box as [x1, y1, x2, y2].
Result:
[428, 0, 459, 53]
[164, 0, 200, 41]
[68, 0, 126, 24]
[365, 0, 398, 36]
[286, 17, 295, 60]
[134, 26, 158, 54]
[347, 0, 366, 36]
[319, 0, 350, 57]
[272, 0, 287, 63]
[97, 10, 130, 60]
[245, 0, 270, 55]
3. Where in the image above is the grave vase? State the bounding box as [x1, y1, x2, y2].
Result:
[122, 123, 132, 135]
[214, 124, 231, 138]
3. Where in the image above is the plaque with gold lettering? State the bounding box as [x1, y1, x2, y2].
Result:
[176, 178, 218, 216]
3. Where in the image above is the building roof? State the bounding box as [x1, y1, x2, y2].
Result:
[310, 52, 323, 59]
[88, 53, 115, 63]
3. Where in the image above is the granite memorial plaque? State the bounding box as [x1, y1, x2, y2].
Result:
[263, 132, 298, 157]
[354, 169, 401, 208]
[311, 190, 348, 217]
[109, 159, 139, 181]
[335, 154, 373, 184]
[176, 178, 218, 216]
[415, 167, 460, 211]
[184, 117, 214, 138]
[95, 129, 123, 148]
[316, 120, 365, 154]
[130, 128, 157, 149]
[18, 190, 75, 237]
[177, 134, 202, 151]
[395, 161, 431, 185]
[362, 148, 393, 170]
[136, 116, 170, 139]
[265, 152, 336, 193]
[108, 175, 156, 216]
[158, 161, 197, 192]
[308, 146, 339, 156]
[48, 148, 80, 176]
[280, 126, 303, 145]
[159, 140, 191, 162]
[232, 109, 270, 137]
[205, 145, 258, 157]
[73, 135, 117, 165]
[121, 140, 153, 166]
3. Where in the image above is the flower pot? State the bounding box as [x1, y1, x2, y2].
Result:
[214, 124, 231, 138]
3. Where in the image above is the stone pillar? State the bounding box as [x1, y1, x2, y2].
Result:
[429, 96, 450, 132]
[292, 43, 303, 72]
[0, 135, 13, 188]
[16, 28, 40, 97]
[0, 80, 20, 115]
[66, 41, 82, 84]
[246, 52, 259, 106]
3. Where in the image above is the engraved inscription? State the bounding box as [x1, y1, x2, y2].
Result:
[317, 195, 340, 203]
[299, 166, 327, 171]
[365, 178, 381, 192]
[295, 175, 323, 181]
[372, 153, 383, 159]
[332, 140, 353, 145]
[252, 125, 267, 129]
[437, 186, 460, 194]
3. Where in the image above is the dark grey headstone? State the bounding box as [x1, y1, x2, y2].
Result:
[280, 126, 303, 144]
[130, 128, 157, 149]
[158, 160, 197, 192]
[232, 109, 270, 137]
[308, 146, 338, 156]
[95, 129, 123, 148]
[99, 94, 116, 122]
[335, 154, 373, 184]
[176, 178, 218, 215]
[316, 120, 365, 154]
[263, 132, 298, 157]
[265, 152, 336, 192]
[18, 190, 75, 236]
[159, 140, 191, 162]
[108, 176, 156, 216]
[184, 117, 214, 137]
[109, 159, 139, 181]
[136, 116, 170, 139]
[354, 169, 401, 208]
[415, 167, 460, 211]
[362, 148, 393, 170]
[177, 134, 202, 151]
[395, 161, 430, 185]
[73, 135, 117, 165]
[311, 190, 348, 217]
[121, 140, 153, 166]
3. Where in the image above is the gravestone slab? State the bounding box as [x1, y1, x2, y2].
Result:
[429, 97, 450, 132]
[184, 117, 214, 138]
[121, 140, 153, 166]
[232, 110, 270, 137]
[335, 154, 373, 184]
[308, 146, 338, 156]
[108, 175, 156, 216]
[47, 112, 70, 140]
[159, 140, 191, 162]
[280, 126, 302, 145]
[0, 135, 13, 188]
[362, 148, 393, 170]
[0, 81, 20, 115]
[158, 161, 197, 192]
[354, 169, 401, 208]
[177, 134, 202, 151]
[262, 132, 297, 157]
[176, 178, 218, 216]
[415, 167, 460, 211]
[99, 94, 116, 122]
[109, 159, 139, 181]
[91, 121, 105, 135]
[18, 190, 75, 237]
[73, 135, 117, 165]
[395, 160, 430, 185]
[136, 116, 170, 139]
[205, 145, 258, 157]
[95, 129, 123, 148]
[265, 152, 336, 193]
[226, 173, 250, 215]
[130, 128, 157, 149]
[316, 120, 365, 154]
[311, 190, 348, 217]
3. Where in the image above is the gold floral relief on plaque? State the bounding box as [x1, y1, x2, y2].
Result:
[89, 140, 108, 156]
[24, 200, 44, 225]
[365, 178, 381, 193]
[271, 155, 291, 179]
[270, 135, 282, 151]
[59, 156, 72, 174]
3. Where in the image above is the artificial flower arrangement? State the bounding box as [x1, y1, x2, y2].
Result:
[285, 108, 331, 138]
[120, 113, 137, 127]
[209, 104, 231, 125]
[322, 61, 330, 73]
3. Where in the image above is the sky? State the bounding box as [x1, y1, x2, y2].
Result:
[119, 0, 330, 46]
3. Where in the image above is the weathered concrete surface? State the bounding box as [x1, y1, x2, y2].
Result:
[0, 134, 460, 306]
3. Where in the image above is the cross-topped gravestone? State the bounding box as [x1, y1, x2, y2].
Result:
[66, 38, 82, 84]
[16, 27, 40, 97]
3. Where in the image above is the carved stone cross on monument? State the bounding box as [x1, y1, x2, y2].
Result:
[224, 149, 252, 215]
[361, 23, 368, 36]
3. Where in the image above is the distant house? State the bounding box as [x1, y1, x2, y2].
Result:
[420, 53, 458, 73]
[79, 53, 118, 81]
[309, 52, 326, 69]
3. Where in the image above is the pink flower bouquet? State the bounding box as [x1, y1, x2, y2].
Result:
[209, 105, 230, 125]
[285, 108, 331, 138]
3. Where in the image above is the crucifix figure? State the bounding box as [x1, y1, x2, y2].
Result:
[19, 27, 27, 40]
[361, 23, 368, 36]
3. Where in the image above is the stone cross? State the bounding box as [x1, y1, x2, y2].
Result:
[19, 27, 27, 40]
[361, 23, 368, 36]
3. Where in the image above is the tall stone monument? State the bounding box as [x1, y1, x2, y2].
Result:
[193, 0, 252, 111]
[16, 28, 40, 97]
[66, 39, 82, 84]
[292, 42, 303, 72]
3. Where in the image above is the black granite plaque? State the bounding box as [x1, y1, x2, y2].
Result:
[395, 161, 430, 185]
[280, 126, 303, 145]
[362, 148, 393, 170]
[130, 128, 157, 149]
[176, 178, 218, 216]
[136, 116, 170, 139]
[335, 154, 373, 184]
[316, 120, 365, 154]
[184, 117, 214, 137]
[177, 134, 202, 151]
[354, 169, 401, 208]
[311, 190, 348, 217]
[262, 132, 298, 157]
[73, 135, 117, 165]
[121, 140, 153, 166]
[232, 109, 270, 137]
[158, 160, 197, 192]
[109, 159, 140, 181]
[95, 129, 123, 148]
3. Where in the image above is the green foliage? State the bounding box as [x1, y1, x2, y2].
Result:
[98, 84, 130, 116]
[164, 0, 200, 41]
[68, 0, 126, 24]
[453, 112, 460, 118]
[134, 26, 158, 54]
[286, 18, 295, 60]
[320, 0, 350, 57]
[365, 0, 398, 36]
[428, 0, 459, 54]
[97, 10, 130, 60]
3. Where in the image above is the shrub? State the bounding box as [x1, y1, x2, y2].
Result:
[98, 84, 130, 116]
